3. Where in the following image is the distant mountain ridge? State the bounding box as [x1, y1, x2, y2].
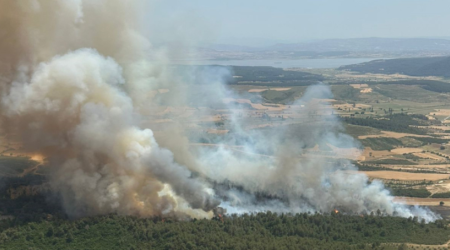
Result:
[267, 38, 450, 52]
[205, 38, 450, 53]
[339, 56, 450, 77]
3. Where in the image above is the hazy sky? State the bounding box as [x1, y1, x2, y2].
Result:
[151, 0, 450, 46]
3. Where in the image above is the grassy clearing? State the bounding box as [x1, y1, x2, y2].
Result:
[398, 137, 424, 147]
[331, 85, 361, 101]
[372, 84, 450, 103]
[258, 86, 308, 104]
[360, 138, 404, 151]
[344, 124, 381, 138]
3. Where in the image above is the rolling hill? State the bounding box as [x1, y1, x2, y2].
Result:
[339, 56, 450, 77]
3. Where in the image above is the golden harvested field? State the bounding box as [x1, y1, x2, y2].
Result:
[431, 109, 450, 117]
[413, 152, 447, 161]
[427, 181, 450, 194]
[361, 148, 395, 159]
[359, 131, 431, 139]
[393, 197, 450, 206]
[360, 171, 450, 181]
[409, 164, 450, 169]
[390, 148, 423, 154]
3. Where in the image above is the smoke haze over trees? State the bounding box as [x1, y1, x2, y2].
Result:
[0, 0, 442, 223]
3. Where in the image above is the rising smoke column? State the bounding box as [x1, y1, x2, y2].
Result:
[0, 0, 218, 218]
[0, 0, 441, 222]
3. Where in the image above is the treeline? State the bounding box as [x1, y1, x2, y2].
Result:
[0, 212, 449, 249]
[431, 192, 450, 198]
[360, 137, 403, 151]
[339, 56, 450, 78]
[411, 136, 450, 144]
[228, 66, 324, 85]
[389, 188, 431, 198]
[354, 163, 436, 173]
[359, 136, 450, 151]
[364, 159, 417, 166]
[171, 65, 323, 87]
[343, 114, 427, 135]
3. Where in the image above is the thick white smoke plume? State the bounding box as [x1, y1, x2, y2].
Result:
[0, 0, 440, 222]
[0, 0, 217, 218]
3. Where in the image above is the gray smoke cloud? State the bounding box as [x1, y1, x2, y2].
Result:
[187, 83, 439, 222]
[0, 0, 440, 222]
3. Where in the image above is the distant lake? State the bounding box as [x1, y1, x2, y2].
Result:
[174, 58, 385, 69]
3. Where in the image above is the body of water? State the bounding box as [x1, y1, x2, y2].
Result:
[174, 58, 385, 69]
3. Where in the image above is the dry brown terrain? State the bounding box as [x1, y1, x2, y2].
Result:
[414, 152, 447, 161]
[427, 181, 450, 195]
[431, 109, 450, 117]
[361, 171, 450, 181]
[361, 148, 396, 159]
[394, 197, 450, 206]
[390, 148, 423, 154]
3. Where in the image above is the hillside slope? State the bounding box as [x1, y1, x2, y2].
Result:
[339, 56, 450, 77]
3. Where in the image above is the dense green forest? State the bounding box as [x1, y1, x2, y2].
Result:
[1, 211, 449, 250]
[339, 56, 450, 78]
[343, 114, 427, 135]
[431, 192, 450, 198]
[1, 174, 449, 249]
[228, 66, 324, 85]
[389, 188, 431, 198]
[172, 65, 324, 86]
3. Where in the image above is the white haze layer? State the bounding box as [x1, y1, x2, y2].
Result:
[0, 0, 440, 222]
